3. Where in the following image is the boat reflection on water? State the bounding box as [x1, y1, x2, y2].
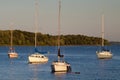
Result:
[7, 59, 19, 80]
[28, 61, 48, 65]
[28, 64, 40, 80]
[97, 59, 112, 80]
[52, 72, 67, 80]
[53, 71, 67, 76]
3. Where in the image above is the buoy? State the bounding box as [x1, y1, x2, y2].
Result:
[69, 72, 80, 74]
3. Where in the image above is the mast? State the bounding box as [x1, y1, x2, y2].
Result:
[35, 0, 39, 48]
[10, 25, 13, 48]
[101, 14, 104, 47]
[58, 0, 61, 49]
[58, 0, 61, 61]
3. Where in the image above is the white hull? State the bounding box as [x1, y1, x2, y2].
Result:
[96, 51, 112, 59]
[51, 61, 71, 72]
[28, 53, 48, 63]
[8, 52, 18, 58]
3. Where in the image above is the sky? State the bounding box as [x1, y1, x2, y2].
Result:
[0, 0, 120, 41]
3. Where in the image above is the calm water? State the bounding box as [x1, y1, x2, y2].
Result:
[0, 45, 120, 80]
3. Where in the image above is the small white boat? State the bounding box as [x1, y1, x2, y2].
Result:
[8, 48, 18, 58]
[51, 0, 71, 72]
[8, 25, 18, 58]
[28, 53, 48, 63]
[96, 14, 112, 59]
[51, 60, 71, 72]
[96, 50, 112, 59]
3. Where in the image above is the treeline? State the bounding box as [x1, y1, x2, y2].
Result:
[0, 30, 109, 46]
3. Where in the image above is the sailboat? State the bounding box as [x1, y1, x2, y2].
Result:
[8, 24, 18, 58]
[28, 0, 48, 63]
[96, 14, 112, 59]
[51, 0, 71, 72]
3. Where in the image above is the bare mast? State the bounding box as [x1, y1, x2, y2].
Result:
[101, 14, 104, 47]
[58, 0, 61, 49]
[10, 24, 13, 49]
[57, 0, 61, 61]
[34, 0, 39, 48]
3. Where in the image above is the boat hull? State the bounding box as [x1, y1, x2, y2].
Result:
[51, 61, 71, 72]
[8, 52, 18, 58]
[28, 53, 48, 63]
[96, 51, 112, 59]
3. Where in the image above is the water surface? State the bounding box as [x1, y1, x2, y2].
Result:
[0, 45, 120, 80]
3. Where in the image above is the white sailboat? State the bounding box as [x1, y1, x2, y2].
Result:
[51, 0, 71, 72]
[8, 24, 18, 58]
[96, 14, 112, 59]
[28, 0, 48, 63]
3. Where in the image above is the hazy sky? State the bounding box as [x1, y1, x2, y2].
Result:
[0, 0, 120, 41]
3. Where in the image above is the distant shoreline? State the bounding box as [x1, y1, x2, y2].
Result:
[0, 29, 110, 46]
